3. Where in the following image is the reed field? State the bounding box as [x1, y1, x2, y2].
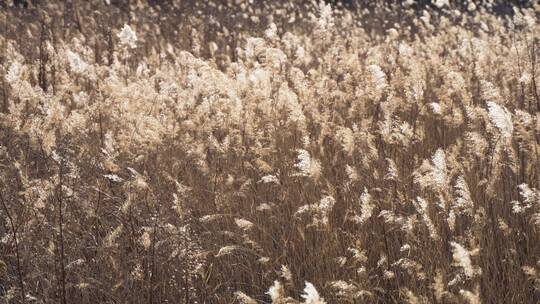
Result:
[0, 0, 539, 303]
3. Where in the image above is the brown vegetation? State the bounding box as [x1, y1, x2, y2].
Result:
[1, 1, 539, 303]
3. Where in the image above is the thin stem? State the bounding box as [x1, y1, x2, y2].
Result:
[57, 159, 67, 304]
[0, 192, 26, 304]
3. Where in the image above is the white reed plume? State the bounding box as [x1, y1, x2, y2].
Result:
[118, 24, 138, 48]
[301, 281, 326, 304]
[450, 242, 475, 277]
[486, 101, 513, 139]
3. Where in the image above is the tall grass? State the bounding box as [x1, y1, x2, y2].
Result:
[0, 1, 539, 303]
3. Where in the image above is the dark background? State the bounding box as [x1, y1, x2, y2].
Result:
[7, 0, 540, 12]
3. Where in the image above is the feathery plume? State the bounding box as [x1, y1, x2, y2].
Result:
[301, 282, 326, 304]
[5, 61, 21, 84]
[66, 51, 88, 74]
[486, 101, 513, 139]
[235, 292, 257, 304]
[267, 280, 285, 302]
[450, 242, 474, 277]
[367, 64, 387, 90]
[118, 24, 137, 48]
[356, 188, 374, 224]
